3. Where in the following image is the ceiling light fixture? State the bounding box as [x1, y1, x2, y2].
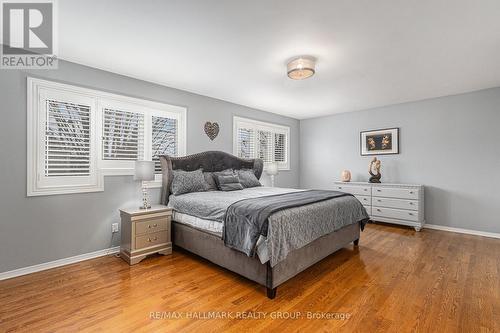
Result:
[287, 56, 316, 80]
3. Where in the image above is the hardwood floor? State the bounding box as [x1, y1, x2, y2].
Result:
[1, 223, 499, 333]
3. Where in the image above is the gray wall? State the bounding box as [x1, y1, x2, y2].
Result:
[300, 88, 500, 233]
[0, 60, 299, 273]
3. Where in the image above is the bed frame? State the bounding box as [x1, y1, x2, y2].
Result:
[160, 151, 360, 299]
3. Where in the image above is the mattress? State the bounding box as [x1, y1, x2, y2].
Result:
[172, 211, 270, 264]
[172, 211, 223, 236]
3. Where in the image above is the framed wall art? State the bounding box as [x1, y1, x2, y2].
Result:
[360, 128, 399, 155]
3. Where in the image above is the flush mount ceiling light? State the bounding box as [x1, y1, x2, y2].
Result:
[287, 56, 316, 80]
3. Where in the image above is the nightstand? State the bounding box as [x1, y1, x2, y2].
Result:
[119, 205, 172, 265]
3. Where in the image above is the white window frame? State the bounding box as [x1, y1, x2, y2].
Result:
[27, 77, 186, 196]
[232, 116, 290, 170]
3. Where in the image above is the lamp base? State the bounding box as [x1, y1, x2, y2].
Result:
[140, 183, 151, 210]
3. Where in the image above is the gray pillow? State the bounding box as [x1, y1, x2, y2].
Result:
[237, 169, 261, 188]
[203, 172, 218, 191]
[171, 169, 208, 195]
[215, 174, 244, 191]
[212, 168, 233, 186]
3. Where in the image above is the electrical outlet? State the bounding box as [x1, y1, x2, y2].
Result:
[111, 223, 119, 233]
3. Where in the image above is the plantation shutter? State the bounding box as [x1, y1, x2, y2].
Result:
[45, 100, 91, 177]
[102, 109, 144, 161]
[257, 130, 273, 163]
[237, 127, 255, 159]
[234, 117, 289, 169]
[152, 116, 178, 173]
[274, 133, 286, 163]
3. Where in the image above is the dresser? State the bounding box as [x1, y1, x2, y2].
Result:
[334, 181, 425, 231]
[119, 205, 172, 265]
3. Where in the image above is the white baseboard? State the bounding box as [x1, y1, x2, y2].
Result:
[0, 246, 120, 281]
[425, 224, 500, 239]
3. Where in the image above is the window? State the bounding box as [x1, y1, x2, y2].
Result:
[233, 116, 290, 170]
[102, 108, 144, 161]
[28, 78, 186, 196]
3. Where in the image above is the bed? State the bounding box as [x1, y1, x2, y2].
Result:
[160, 151, 368, 299]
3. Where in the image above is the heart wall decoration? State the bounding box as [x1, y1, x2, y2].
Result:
[204, 121, 220, 141]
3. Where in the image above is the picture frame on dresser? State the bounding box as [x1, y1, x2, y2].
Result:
[360, 128, 399, 156]
[334, 181, 424, 231]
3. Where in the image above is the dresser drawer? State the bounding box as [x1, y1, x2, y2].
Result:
[372, 197, 419, 211]
[372, 206, 419, 222]
[354, 195, 371, 206]
[135, 217, 169, 235]
[335, 185, 371, 196]
[135, 231, 168, 250]
[372, 187, 419, 200]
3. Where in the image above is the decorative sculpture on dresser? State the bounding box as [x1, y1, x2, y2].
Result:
[369, 157, 382, 183]
[341, 170, 352, 182]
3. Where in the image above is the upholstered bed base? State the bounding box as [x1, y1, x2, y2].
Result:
[172, 221, 360, 298]
[161, 151, 361, 299]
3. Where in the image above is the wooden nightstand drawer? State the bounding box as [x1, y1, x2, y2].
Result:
[135, 217, 169, 235]
[135, 231, 168, 250]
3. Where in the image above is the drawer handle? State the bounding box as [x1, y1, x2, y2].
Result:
[364, 189, 367, 191]
[363, 198, 367, 201]
[408, 213, 413, 216]
[338, 187, 342, 189]
[410, 191, 414, 194]
[376, 209, 381, 212]
[148, 225, 151, 228]
[377, 199, 381, 202]
[409, 202, 413, 205]
[147, 237, 158, 242]
[153, 223, 158, 227]
[377, 189, 381, 192]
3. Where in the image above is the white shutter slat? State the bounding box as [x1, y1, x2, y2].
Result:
[102, 108, 144, 161]
[45, 100, 92, 177]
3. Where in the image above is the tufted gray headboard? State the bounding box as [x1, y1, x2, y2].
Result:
[160, 151, 264, 205]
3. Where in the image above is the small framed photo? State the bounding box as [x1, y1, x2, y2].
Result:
[360, 128, 399, 156]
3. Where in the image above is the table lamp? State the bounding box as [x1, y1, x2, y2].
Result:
[266, 162, 279, 187]
[135, 160, 155, 209]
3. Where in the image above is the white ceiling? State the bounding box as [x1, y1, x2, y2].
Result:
[59, 0, 500, 119]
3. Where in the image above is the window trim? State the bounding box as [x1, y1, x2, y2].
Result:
[232, 116, 290, 170]
[27, 77, 187, 196]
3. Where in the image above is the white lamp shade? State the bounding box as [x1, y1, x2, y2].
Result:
[134, 161, 155, 181]
[266, 162, 279, 176]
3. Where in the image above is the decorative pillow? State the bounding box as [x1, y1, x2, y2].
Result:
[236, 169, 261, 188]
[212, 169, 234, 186]
[203, 172, 218, 191]
[171, 169, 208, 195]
[215, 174, 244, 191]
